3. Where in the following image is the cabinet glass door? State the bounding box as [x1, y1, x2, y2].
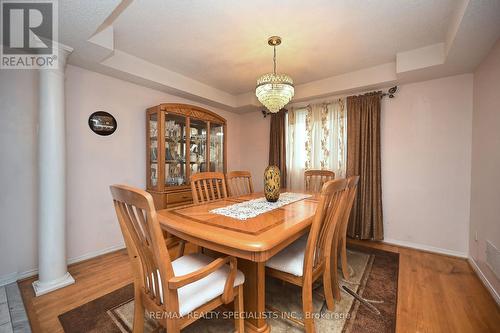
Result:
[189, 118, 207, 176]
[165, 113, 187, 187]
[210, 122, 224, 172]
[149, 113, 158, 188]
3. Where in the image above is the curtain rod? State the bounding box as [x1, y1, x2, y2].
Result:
[261, 85, 397, 118]
[380, 86, 398, 98]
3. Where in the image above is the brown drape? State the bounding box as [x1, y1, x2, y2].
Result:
[346, 93, 384, 240]
[269, 109, 287, 187]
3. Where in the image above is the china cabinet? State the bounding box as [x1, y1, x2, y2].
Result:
[146, 103, 227, 209]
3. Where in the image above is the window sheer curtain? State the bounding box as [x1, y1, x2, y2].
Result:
[286, 99, 347, 190]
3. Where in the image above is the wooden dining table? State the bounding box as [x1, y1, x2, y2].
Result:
[157, 191, 319, 333]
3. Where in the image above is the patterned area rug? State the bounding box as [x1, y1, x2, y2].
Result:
[59, 245, 398, 333]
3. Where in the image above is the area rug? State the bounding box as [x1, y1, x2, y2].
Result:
[59, 245, 398, 332]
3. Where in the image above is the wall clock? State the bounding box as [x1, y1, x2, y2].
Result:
[88, 111, 117, 136]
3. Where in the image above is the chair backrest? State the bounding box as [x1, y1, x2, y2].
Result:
[303, 178, 348, 275]
[190, 172, 228, 204]
[304, 169, 335, 192]
[110, 185, 175, 309]
[338, 176, 360, 238]
[226, 171, 254, 197]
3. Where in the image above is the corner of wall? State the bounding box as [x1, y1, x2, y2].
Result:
[467, 38, 500, 305]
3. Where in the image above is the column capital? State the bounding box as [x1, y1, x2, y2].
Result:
[53, 41, 74, 56]
[54, 42, 73, 72]
[39, 41, 73, 73]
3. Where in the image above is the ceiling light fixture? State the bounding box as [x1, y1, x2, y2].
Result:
[255, 36, 294, 113]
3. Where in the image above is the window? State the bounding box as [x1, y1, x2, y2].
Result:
[286, 99, 347, 189]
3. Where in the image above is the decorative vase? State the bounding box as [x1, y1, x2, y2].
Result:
[264, 165, 281, 202]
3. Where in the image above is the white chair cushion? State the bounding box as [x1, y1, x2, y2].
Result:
[265, 234, 308, 277]
[152, 253, 245, 316]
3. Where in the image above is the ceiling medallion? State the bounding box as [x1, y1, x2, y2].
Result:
[255, 36, 294, 113]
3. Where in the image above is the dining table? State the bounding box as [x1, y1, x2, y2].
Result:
[157, 190, 319, 333]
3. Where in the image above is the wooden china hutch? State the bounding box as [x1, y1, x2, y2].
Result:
[146, 103, 227, 209]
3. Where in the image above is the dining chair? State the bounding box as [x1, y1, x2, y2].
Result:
[226, 171, 254, 197]
[190, 172, 228, 204]
[304, 169, 335, 192]
[110, 184, 245, 333]
[336, 176, 360, 280]
[265, 178, 348, 333]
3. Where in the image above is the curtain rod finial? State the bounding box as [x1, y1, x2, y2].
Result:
[388, 86, 397, 98]
[381, 86, 398, 98]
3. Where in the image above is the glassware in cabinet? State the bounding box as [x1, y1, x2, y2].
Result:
[189, 118, 207, 176]
[209, 122, 224, 172]
[164, 113, 187, 186]
[146, 104, 227, 209]
[148, 112, 158, 188]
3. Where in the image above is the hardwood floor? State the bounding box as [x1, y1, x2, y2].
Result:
[18, 241, 500, 333]
[19, 250, 133, 333]
[349, 240, 500, 333]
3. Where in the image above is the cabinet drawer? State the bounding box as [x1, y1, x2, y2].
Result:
[166, 191, 193, 204]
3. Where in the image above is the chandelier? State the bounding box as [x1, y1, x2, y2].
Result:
[256, 36, 294, 113]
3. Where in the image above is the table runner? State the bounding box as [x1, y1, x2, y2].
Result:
[210, 192, 312, 220]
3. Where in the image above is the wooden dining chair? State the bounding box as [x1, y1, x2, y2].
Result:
[110, 184, 245, 333]
[336, 176, 360, 280]
[190, 172, 228, 204]
[304, 169, 335, 192]
[265, 178, 348, 333]
[226, 171, 254, 197]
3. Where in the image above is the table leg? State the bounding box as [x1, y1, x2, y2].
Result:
[237, 259, 270, 333]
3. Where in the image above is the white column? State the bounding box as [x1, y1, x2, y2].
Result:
[32, 43, 75, 297]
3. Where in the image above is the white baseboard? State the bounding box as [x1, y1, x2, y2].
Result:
[468, 257, 500, 305]
[380, 239, 499, 305]
[16, 268, 39, 282]
[0, 243, 125, 287]
[0, 272, 18, 287]
[383, 238, 468, 258]
[67, 243, 126, 265]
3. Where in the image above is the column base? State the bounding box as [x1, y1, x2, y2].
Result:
[32, 272, 75, 297]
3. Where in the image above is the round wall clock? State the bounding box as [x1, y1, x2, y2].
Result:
[88, 111, 117, 136]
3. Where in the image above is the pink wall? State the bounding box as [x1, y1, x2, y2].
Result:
[65, 65, 242, 261]
[381, 74, 473, 256]
[0, 62, 485, 287]
[469, 39, 500, 298]
[238, 112, 270, 192]
[0, 65, 243, 284]
[0, 70, 38, 282]
[240, 74, 474, 256]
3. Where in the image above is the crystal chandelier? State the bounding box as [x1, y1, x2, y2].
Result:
[256, 36, 294, 113]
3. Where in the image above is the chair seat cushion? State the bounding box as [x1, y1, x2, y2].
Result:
[265, 234, 308, 277]
[154, 253, 245, 316]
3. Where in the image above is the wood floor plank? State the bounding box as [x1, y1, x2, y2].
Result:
[350, 240, 500, 333]
[18, 250, 133, 333]
[18, 242, 500, 333]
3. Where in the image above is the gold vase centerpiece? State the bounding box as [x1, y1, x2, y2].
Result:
[264, 165, 281, 202]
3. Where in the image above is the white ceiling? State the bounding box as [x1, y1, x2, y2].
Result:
[60, 0, 500, 112]
[112, 0, 456, 94]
